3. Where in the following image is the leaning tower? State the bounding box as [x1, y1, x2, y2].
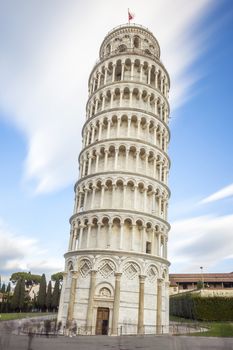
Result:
[58, 24, 170, 335]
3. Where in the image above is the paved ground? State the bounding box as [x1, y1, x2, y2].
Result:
[0, 318, 232, 350]
[0, 333, 233, 350]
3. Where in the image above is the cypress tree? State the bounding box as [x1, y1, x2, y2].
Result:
[51, 280, 60, 311]
[1, 283, 6, 293]
[46, 281, 52, 311]
[11, 278, 21, 311]
[19, 279, 25, 311]
[6, 282, 11, 293]
[38, 273, 47, 311]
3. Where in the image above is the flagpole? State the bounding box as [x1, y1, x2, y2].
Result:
[128, 8, 130, 25]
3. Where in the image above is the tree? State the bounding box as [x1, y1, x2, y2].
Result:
[37, 274, 47, 311]
[1, 283, 6, 293]
[10, 272, 41, 289]
[6, 282, 11, 293]
[51, 280, 60, 312]
[19, 279, 25, 311]
[11, 278, 22, 311]
[197, 280, 204, 290]
[51, 272, 63, 285]
[46, 281, 52, 311]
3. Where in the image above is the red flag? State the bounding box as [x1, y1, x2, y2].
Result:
[128, 9, 134, 22]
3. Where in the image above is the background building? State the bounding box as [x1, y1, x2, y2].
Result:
[58, 23, 171, 335]
[169, 272, 233, 295]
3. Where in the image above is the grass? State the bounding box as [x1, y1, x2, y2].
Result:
[0, 312, 54, 322]
[170, 315, 233, 337]
[192, 322, 233, 337]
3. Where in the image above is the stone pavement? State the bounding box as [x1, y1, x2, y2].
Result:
[0, 333, 233, 350]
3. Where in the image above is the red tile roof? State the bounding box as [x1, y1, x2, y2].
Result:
[169, 272, 233, 283]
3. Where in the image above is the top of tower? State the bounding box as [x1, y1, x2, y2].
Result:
[99, 23, 161, 60]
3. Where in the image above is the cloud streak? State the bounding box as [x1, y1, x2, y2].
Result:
[0, 0, 219, 193]
[200, 183, 233, 204]
[169, 213, 233, 272]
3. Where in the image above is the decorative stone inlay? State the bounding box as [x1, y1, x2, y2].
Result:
[99, 287, 111, 297]
[98, 259, 115, 278]
[80, 259, 91, 278]
[123, 262, 140, 279]
[147, 266, 157, 282]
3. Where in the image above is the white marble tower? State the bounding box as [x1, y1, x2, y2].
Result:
[58, 23, 171, 335]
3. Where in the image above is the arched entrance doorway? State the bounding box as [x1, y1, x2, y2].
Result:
[96, 307, 109, 335]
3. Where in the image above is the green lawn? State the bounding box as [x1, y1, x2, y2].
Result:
[170, 315, 233, 337]
[0, 312, 54, 322]
[192, 322, 233, 337]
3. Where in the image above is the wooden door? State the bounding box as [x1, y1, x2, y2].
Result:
[96, 307, 109, 335]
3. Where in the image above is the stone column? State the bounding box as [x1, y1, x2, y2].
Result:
[112, 272, 122, 335]
[96, 222, 101, 247]
[107, 222, 112, 248]
[86, 223, 92, 248]
[121, 62, 125, 80]
[151, 229, 155, 254]
[102, 95, 106, 111]
[116, 117, 121, 137]
[141, 226, 146, 252]
[137, 118, 141, 138]
[114, 148, 119, 170]
[143, 189, 147, 211]
[122, 184, 127, 208]
[110, 91, 114, 108]
[67, 271, 79, 322]
[138, 275, 146, 334]
[104, 66, 107, 84]
[134, 185, 138, 209]
[87, 155, 92, 175]
[57, 272, 67, 323]
[98, 122, 103, 140]
[158, 233, 161, 256]
[125, 147, 129, 168]
[78, 226, 84, 249]
[91, 186, 96, 209]
[83, 188, 88, 208]
[156, 279, 163, 334]
[148, 66, 151, 85]
[131, 224, 136, 250]
[107, 119, 111, 138]
[130, 61, 135, 80]
[86, 270, 97, 333]
[97, 72, 101, 89]
[135, 151, 140, 172]
[140, 63, 143, 82]
[120, 90, 123, 106]
[91, 125, 95, 143]
[104, 150, 108, 170]
[127, 117, 131, 137]
[155, 70, 158, 89]
[112, 183, 116, 208]
[100, 184, 105, 207]
[72, 228, 78, 251]
[68, 228, 73, 251]
[95, 152, 99, 172]
[119, 222, 124, 249]
[129, 90, 133, 107]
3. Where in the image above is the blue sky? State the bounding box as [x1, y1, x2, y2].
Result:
[0, 0, 233, 281]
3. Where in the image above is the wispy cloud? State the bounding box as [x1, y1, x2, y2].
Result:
[169, 213, 233, 272]
[0, 0, 219, 193]
[0, 219, 63, 280]
[200, 183, 233, 204]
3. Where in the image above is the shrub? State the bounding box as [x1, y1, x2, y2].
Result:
[170, 294, 233, 321]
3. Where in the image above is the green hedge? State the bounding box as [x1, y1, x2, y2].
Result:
[170, 294, 233, 321]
